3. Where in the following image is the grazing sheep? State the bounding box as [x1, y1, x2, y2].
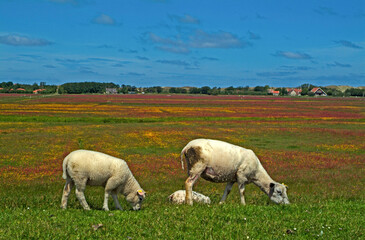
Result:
[168, 190, 211, 204]
[181, 139, 290, 206]
[61, 150, 146, 211]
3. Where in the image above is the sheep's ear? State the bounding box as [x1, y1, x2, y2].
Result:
[269, 183, 276, 189]
[281, 183, 288, 189]
[137, 190, 146, 197]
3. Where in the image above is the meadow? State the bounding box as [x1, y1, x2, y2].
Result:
[0, 93, 364, 239]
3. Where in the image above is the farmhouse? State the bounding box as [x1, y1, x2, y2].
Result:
[267, 89, 280, 96]
[287, 88, 302, 96]
[33, 89, 46, 94]
[105, 88, 118, 94]
[311, 87, 327, 96]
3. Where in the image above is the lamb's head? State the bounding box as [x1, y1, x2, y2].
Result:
[126, 189, 146, 210]
[269, 183, 289, 205]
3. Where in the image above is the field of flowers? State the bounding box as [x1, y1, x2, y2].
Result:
[0, 94, 364, 238]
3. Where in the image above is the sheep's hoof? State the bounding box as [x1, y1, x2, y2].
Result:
[219, 201, 225, 205]
[102, 208, 109, 211]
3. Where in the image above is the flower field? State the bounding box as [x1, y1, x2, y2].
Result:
[0, 94, 364, 238]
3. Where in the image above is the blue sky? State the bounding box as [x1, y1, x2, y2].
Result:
[0, 0, 364, 87]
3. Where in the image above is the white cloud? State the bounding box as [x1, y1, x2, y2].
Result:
[148, 30, 249, 54]
[326, 61, 352, 68]
[92, 14, 116, 25]
[334, 40, 362, 49]
[0, 34, 52, 46]
[169, 14, 200, 24]
[156, 59, 190, 67]
[272, 51, 312, 60]
[190, 30, 248, 48]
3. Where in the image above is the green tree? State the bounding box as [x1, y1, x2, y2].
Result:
[189, 87, 201, 94]
[201, 86, 211, 94]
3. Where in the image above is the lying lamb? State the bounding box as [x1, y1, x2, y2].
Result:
[181, 139, 290, 205]
[61, 150, 146, 211]
[168, 190, 211, 204]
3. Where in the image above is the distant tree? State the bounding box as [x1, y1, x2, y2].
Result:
[201, 86, 211, 94]
[254, 86, 267, 92]
[276, 87, 287, 96]
[156, 86, 163, 93]
[60, 82, 119, 94]
[169, 87, 177, 93]
[32, 83, 39, 90]
[189, 87, 201, 94]
[301, 88, 309, 95]
[2, 82, 14, 88]
[345, 88, 365, 97]
[224, 86, 235, 95]
[209, 87, 220, 95]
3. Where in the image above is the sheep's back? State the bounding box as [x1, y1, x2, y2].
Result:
[65, 150, 128, 184]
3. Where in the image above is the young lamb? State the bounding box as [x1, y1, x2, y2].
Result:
[168, 190, 211, 204]
[61, 150, 146, 211]
[181, 139, 290, 206]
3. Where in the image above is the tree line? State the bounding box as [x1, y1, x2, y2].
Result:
[0, 81, 364, 97]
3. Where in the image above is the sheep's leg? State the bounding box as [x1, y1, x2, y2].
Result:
[102, 190, 111, 211]
[74, 178, 90, 210]
[238, 183, 246, 205]
[185, 162, 206, 205]
[103, 177, 122, 211]
[61, 178, 74, 209]
[219, 181, 235, 204]
[111, 192, 123, 210]
[185, 174, 200, 205]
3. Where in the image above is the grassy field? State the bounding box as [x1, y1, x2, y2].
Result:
[0, 94, 364, 239]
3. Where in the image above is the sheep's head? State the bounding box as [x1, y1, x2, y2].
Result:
[269, 182, 289, 205]
[127, 189, 146, 210]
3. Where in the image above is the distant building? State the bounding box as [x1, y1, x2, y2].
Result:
[33, 89, 46, 94]
[287, 88, 302, 96]
[267, 89, 280, 96]
[311, 87, 327, 96]
[105, 88, 118, 94]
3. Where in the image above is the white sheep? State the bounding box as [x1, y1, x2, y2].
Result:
[168, 190, 211, 204]
[181, 139, 290, 205]
[61, 150, 146, 211]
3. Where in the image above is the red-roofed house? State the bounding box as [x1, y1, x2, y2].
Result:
[287, 88, 302, 96]
[311, 87, 327, 96]
[33, 89, 46, 94]
[267, 89, 280, 96]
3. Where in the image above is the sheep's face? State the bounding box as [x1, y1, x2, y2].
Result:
[127, 190, 146, 211]
[269, 183, 289, 205]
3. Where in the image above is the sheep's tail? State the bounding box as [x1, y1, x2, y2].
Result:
[62, 155, 70, 179]
[180, 146, 188, 170]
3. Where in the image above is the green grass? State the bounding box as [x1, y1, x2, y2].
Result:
[0, 182, 363, 239]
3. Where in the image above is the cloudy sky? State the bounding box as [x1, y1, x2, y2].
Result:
[0, 0, 364, 87]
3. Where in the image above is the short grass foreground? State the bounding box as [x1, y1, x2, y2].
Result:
[0, 94, 364, 239]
